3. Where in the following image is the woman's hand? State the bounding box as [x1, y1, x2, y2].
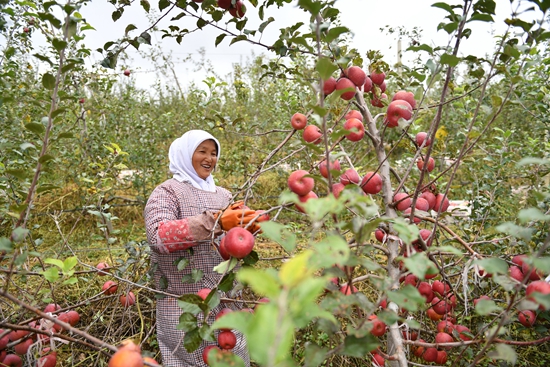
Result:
[217, 201, 259, 232]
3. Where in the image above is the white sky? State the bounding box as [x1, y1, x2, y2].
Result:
[43, 0, 532, 92]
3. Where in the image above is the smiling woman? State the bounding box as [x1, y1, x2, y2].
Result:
[143, 129, 258, 366]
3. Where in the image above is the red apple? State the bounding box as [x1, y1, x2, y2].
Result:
[14, 338, 33, 355]
[368, 316, 386, 337]
[345, 110, 363, 122]
[414, 197, 430, 212]
[296, 191, 318, 213]
[340, 168, 360, 185]
[435, 350, 448, 364]
[54, 312, 71, 331]
[202, 345, 221, 365]
[385, 99, 413, 128]
[392, 90, 416, 109]
[363, 76, 373, 93]
[217, 0, 231, 9]
[143, 356, 160, 366]
[79, 98, 85, 104]
[96, 262, 110, 276]
[217, 330, 237, 350]
[8, 330, 29, 342]
[331, 183, 345, 198]
[2, 354, 22, 367]
[403, 208, 421, 224]
[403, 274, 418, 287]
[369, 71, 385, 85]
[302, 124, 323, 144]
[418, 282, 434, 302]
[361, 172, 382, 195]
[345, 66, 367, 87]
[290, 113, 307, 130]
[518, 310, 536, 327]
[197, 288, 212, 301]
[422, 347, 438, 362]
[339, 284, 358, 295]
[43, 303, 61, 313]
[371, 93, 387, 108]
[435, 332, 453, 350]
[393, 192, 411, 211]
[323, 77, 337, 95]
[431, 297, 450, 315]
[379, 81, 387, 93]
[526, 280, 550, 310]
[123, 69, 131, 77]
[224, 227, 255, 259]
[412, 339, 425, 357]
[0, 331, 8, 350]
[420, 191, 436, 210]
[434, 194, 450, 212]
[287, 170, 314, 196]
[437, 320, 454, 334]
[415, 131, 431, 148]
[417, 157, 435, 172]
[335, 77, 356, 100]
[374, 228, 386, 242]
[319, 159, 341, 178]
[522, 261, 543, 281]
[372, 352, 384, 366]
[120, 292, 136, 307]
[255, 210, 269, 222]
[219, 236, 230, 260]
[102, 280, 118, 295]
[454, 324, 472, 341]
[432, 280, 450, 297]
[66, 310, 80, 326]
[512, 254, 527, 268]
[413, 229, 433, 248]
[228, 0, 245, 17]
[508, 265, 524, 282]
[343, 118, 365, 141]
[38, 352, 57, 367]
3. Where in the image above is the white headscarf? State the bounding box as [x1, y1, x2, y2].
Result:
[168, 130, 221, 192]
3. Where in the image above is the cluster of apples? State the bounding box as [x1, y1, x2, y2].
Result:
[212, 0, 246, 18]
[0, 303, 81, 367]
[108, 340, 159, 367]
[323, 66, 386, 104]
[97, 262, 137, 308]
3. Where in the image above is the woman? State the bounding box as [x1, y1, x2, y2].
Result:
[144, 130, 255, 367]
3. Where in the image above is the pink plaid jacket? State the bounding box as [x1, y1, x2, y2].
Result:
[144, 179, 250, 367]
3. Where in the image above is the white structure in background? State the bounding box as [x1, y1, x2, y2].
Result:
[448, 200, 472, 217]
[117, 169, 141, 182]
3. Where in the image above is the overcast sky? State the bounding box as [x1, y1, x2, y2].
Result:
[74, 0, 521, 92]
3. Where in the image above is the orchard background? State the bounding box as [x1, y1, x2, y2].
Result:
[1, 0, 550, 366]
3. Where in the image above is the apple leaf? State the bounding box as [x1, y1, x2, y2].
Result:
[173, 257, 189, 271]
[386, 285, 426, 312]
[495, 222, 534, 241]
[205, 288, 220, 310]
[391, 217, 419, 245]
[297, 0, 322, 16]
[176, 312, 198, 332]
[518, 207, 550, 223]
[303, 343, 327, 367]
[431, 2, 457, 15]
[475, 299, 501, 315]
[341, 334, 379, 358]
[183, 328, 202, 353]
[531, 293, 550, 310]
[211, 308, 249, 332]
[218, 272, 236, 292]
[0, 237, 12, 252]
[44, 258, 64, 270]
[324, 26, 349, 43]
[474, 258, 508, 275]
[237, 267, 281, 298]
[440, 53, 461, 66]
[280, 250, 313, 287]
[213, 257, 238, 274]
[315, 57, 338, 81]
[311, 234, 349, 269]
[488, 343, 517, 364]
[42, 73, 56, 90]
[259, 221, 296, 253]
[41, 267, 59, 283]
[403, 252, 437, 280]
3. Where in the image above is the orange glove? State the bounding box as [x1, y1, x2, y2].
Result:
[217, 201, 258, 231]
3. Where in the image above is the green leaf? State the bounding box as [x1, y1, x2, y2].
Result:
[183, 328, 202, 353]
[488, 343, 517, 364]
[44, 258, 65, 269]
[159, 0, 170, 11]
[218, 273, 236, 292]
[112, 9, 123, 22]
[324, 26, 349, 43]
[62, 256, 78, 273]
[215, 33, 226, 47]
[125, 24, 137, 34]
[178, 294, 205, 314]
[141, 0, 150, 12]
[469, 13, 493, 22]
[6, 169, 28, 180]
[258, 17, 274, 33]
[206, 289, 220, 310]
[516, 157, 550, 166]
[316, 57, 337, 81]
[474, 258, 508, 275]
[41, 267, 59, 283]
[402, 252, 437, 280]
[197, 18, 207, 29]
[181, 269, 203, 284]
[495, 222, 534, 241]
[311, 234, 350, 269]
[518, 208, 550, 223]
[304, 343, 327, 367]
[62, 277, 78, 285]
[213, 257, 238, 274]
[475, 299, 501, 315]
[33, 53, 54, 66]
[25, 122, 45, 134]
[174, 257, 189, 271]
[440, 53, 461, 66]
[386, 285, 426, 312]
[176, 312, 198, 332]
[391, 218, 419, 245]
[229, 35, 248, 45]
[259, 221, 296, 253]
[297, 0, 323, 16]
[407, 44, 434, 54]
[432, 2, 456, 14]
[237, 268, 281, 298]
[52, 38, 67, 51]
[0, 237, 13, 252]
[38, 154, 55, 164]
[42, 73, 56, 90]
[341, 334, 379, 358]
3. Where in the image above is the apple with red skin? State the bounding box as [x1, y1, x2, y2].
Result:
[431, 297, 450, 315]
[343, 118, 365, 141]
[224, 227, 255, 259]
[319, 159, 341, 178]
[412, 339, 425, 357]
[414, 197, 430, 212]
[79, 98, 85, 104]
[123, 69, 131, 77]
[255, 297, 270, 309]
[202, 345, 221, 365]
[23, 27, 30, 33]
[8, 330, 29, 342]
[509, 265, 524, 282]
[363, 76, 373, 93]
[296, 191, 318, 213]
[422, 347, 438, 362]
[437, 320, 454, 334]
[331, 183, 345, 198]
[66, 310, 80, 326]
[392, 90, 416, 109]
[14, 338, 33, 355]
[369, 71, 385, 85]
[345, 110, 363, 121]
[526, 280, 550, 310]
[44, 303, 61, 313]
[385, 99, 413, 128]
[393, 192, 411, 211]
[374, 228, 386, 242]
[518, 310, 536, 327]
[361, 172, 382, 195]
[2, 354, 22, 367]
[434, 193, 450, 212]
[371, 93, 387, 108]
[418, 281, 434, 302]
[290, 113, 307, 130]
[402, 329, 418, 340]
[287, 170, 314, 196]
[367, 315, 386, 337]
[0, 330, 8, 350]
[473, 295, 490, 308]
[435, 332, 453, 350]
[339, 284, 357, 295]
[512, 254, 527, 268]
[417, 157, 435, 172]
[435, 350, 448, 364]
[432, 280, 450, 297]
[415, 131, 431, 147]
[103, 280, 118, 295]
[371, 352, 384, 366]
[120, 292, 136, 307]
[217, 0, 231, 9]
[108, 347, 143, 367]
[219, 236, 230, 260]
[335, 77, 356, 100]
[420, 191, 436, 210]
[37, 352, 57, 367]
[522, 261, 543, 281]
[339, 168, 360, 185]
[228, 0, 245, 18]
[379, 81, 387, 93]
[402, 274, 418, 287]
[217, 330, 237, 350]
[412, 229, 433, 248]
[215, 308, 234, 331]
[323, 77, 337, 95]
[345, 66, 367, 87]
[403, 207, 421, 224]
[197, 288, 212, 300]
[96, 262, 110, 276]
[53, 313, 71, 332]
[255, 210, 269, 222]
[454, 324, 472, 341]
[302, 124, 322, 144]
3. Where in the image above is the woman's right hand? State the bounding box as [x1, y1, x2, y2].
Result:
[217, 201, 259, 231]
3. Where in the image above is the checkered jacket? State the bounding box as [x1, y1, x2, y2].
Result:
[144, 179, 250, 367]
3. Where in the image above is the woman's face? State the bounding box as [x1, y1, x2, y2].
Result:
[192, 139, 218, 179]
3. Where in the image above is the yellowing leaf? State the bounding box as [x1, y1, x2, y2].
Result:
[279, 250, 313, 287]
[435, 126, 448, 140]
